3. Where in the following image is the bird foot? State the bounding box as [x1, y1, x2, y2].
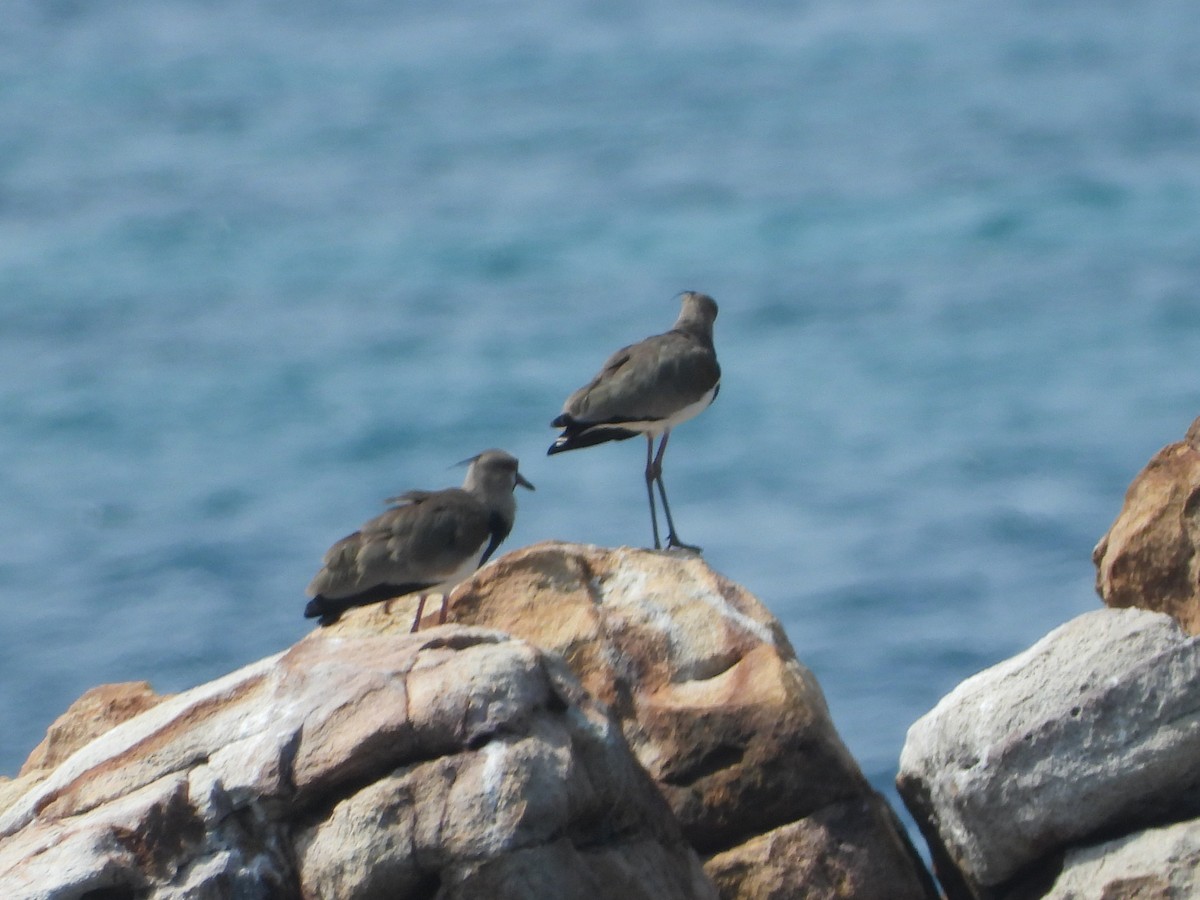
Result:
[666, 536, 702, 554]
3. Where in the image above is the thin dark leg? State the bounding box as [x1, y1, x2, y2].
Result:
[438, 593, 449, 625]
[410, 594, 427, 633]
[652, 432, 701, 552]
[645, 435, 662, 550]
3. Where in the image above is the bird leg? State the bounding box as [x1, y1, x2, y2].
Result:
[410, 594, 428, 633]
[656, 477, 700, 552]
[644, 435, 663, 550]
[438, 593, 449, 625]
[651, 432, 701, 553]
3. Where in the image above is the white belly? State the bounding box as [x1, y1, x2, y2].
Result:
[428, 543, 489, 594]
[621, 385, 718, 437]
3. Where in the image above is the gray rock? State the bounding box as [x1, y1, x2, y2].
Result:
[1040, 816, 1200, 899]
[897, 607, 1200, 896]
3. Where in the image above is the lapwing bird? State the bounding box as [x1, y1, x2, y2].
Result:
[304, 449, 534, 628]
[548, 291, 719, 551]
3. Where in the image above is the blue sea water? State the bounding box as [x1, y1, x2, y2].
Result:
[2, 0, 1199, 851]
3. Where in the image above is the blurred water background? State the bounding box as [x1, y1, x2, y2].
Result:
[2, 0, 1199, 846]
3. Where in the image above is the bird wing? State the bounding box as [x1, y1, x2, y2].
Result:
[383, 489, 435, 506]
[307, 489, 492, 599]
[564, 330, 720, 424]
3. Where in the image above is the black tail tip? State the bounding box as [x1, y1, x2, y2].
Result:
[304, 597, 343, 626]
[548, 414, 575, 455]
[547, 425, 638, 455]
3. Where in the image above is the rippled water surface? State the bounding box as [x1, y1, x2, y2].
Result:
[2, 0, 1199, 838]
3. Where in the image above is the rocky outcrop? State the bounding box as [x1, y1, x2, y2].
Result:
[441, 542, 936, 899]
[0, 627, 715, 899]
[897, 607, 1200, 900]
[1093, 414, 1200, 634]
[0, 542, 932, 899]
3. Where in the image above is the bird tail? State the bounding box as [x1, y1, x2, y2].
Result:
[304, 581, 435, 626]
[303, 595, 357, 626]
[548, 415, 639, 455]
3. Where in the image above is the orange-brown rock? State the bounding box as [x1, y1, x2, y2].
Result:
[0, 681, 168, 821]
[331, 541, 935, 898]
[705, 796, 931, 900]
[19, 680, 165, 779]
[1093, 416, 1200, 634]
[2, 542, 935, 899]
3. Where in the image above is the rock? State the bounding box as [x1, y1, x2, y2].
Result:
[897, 607, 1200, 899]
[19, 681, 165, 779]
[1093, 415, 1200, 634]
[1040, 817, 1200, 899]
[0, 628, 715, 899]
[3, 543, 934, 899]
[0, 681, 168, 844]
[705, 795, 933, 900]
[424, 541, 936, 899]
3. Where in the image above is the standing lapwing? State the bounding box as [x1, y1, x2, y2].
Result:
[548, 291, 719, 551]
[304, 449, 534, 628]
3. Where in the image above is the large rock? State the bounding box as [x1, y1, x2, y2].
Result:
[0, 628, 715, 899]
[1040, 816, 1200, 899]
[1094, 415, 1200, 634]
[2, 542, 934, 900]
[429, 541, 935, 899]
[897, 607, 1200, 900]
